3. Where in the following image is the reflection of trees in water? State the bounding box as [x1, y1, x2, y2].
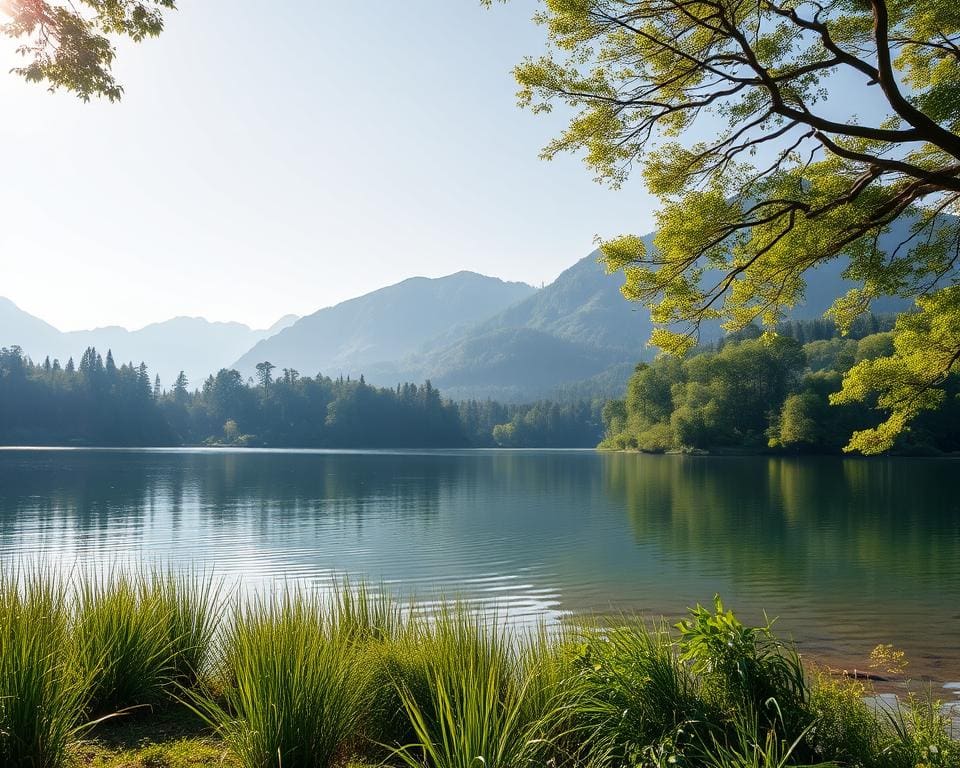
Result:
[191, 453, 448, 529]
[468, 450, 606, 502]
[0, 453, 157, 544]
[601, 454, 960, 595]
[0, 451, 457, 552]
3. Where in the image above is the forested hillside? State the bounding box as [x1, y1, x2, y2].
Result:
[601, 318, 960, 454]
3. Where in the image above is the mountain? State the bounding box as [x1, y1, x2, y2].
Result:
[0, 299, 298, 389]
[363, 216, 936, 401]
[362, 251, 654, 400]
[232, 272, 537, 378]
[0, 297, 63, 357]
[4, 214, 943, 404]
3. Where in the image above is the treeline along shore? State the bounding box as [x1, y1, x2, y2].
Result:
[1, 569, 957, 768]
[602, 316, 960, 455]
[0, 346, 603, 449]
[2, 315, 959, 453]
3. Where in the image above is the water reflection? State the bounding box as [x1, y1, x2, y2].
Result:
[0, 448, 957, 679]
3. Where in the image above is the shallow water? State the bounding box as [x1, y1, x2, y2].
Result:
[1, 447, 958, 686]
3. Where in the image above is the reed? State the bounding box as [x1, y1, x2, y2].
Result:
[73, 570, 173, 714]
[1, 569, 956, 768]
[148, 568, 224, 690]
[194, 589, 366, 768]
[391, 606, 558, 768]
[0, 569, 88, 768]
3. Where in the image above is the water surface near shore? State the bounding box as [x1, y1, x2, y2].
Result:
[1, 447, 957, 689]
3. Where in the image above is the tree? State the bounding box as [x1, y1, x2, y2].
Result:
[1, 0, 176, 100]
[255, 361, 275, 392]
[509, 0, 960, 451]
[223, 419, 239, 443]
[771, 392, 822, 450]
[172, 371, 189, 402]
[832, 288, 960, 452]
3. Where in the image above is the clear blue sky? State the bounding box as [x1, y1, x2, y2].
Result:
[0, 1, 657, 331]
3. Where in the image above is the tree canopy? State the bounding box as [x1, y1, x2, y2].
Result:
[1, 0, 175, 100]
[600, 320, 960, 453]
[0, 345, 604, 448]
[507, 0, 960, 452]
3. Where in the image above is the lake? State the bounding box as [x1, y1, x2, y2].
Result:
[1, 447, 958, 685]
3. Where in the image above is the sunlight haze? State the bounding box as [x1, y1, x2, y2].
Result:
[0, 0, 656, 331]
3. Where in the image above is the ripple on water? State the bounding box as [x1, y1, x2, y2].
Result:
[1, 448, 959, 680]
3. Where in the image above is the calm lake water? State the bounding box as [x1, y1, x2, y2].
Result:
[1, 448, 958, 683]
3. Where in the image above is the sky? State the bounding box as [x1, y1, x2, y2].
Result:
[0, 1, 658, 332]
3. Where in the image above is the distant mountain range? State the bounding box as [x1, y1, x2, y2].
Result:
[0, 299, 297, 388]
[2, 217, 933, 401]
[233, 272, 536, 379]
[360, 252, 655, 400]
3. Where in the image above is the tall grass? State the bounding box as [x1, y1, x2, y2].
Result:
[1, 570, 956, 768]
[73, 570, 174, 714]
[329, 579, 403, 644]
[392, 607, 555, 768]
[0, 570, 88, 768]
[570, 617, 711, 767]
[194, 589, 366, 768]
[149, 569, 224, 690]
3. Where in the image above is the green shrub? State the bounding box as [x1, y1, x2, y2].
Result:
[884, 693, 959, 768]
[678, 597, 810, 743]
[807, 673, 886, 766]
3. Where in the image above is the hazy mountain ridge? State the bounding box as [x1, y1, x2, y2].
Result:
[354, 218, 932, 401]
[232, 271, 537, 378]
[0, 299, 298, 388]
[2, 215, 941, 403]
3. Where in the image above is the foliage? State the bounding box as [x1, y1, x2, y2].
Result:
[490, 398, 604, 446]
[0, 345, 602, 448]
[1, 570, 958, 768]
[832, 287, 960, 452]
[0, 346, 173, 446]
[504, 0, 960, 447]
[601, 325, 960, 452]
[571, 619, 708, 766]
[677, 597, 808, 739]
[1, 1, 175, 100]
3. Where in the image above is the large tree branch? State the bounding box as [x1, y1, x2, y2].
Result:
[869, 0, 960, 160]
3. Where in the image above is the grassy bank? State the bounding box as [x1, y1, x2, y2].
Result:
[1, 570, 956, 768]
